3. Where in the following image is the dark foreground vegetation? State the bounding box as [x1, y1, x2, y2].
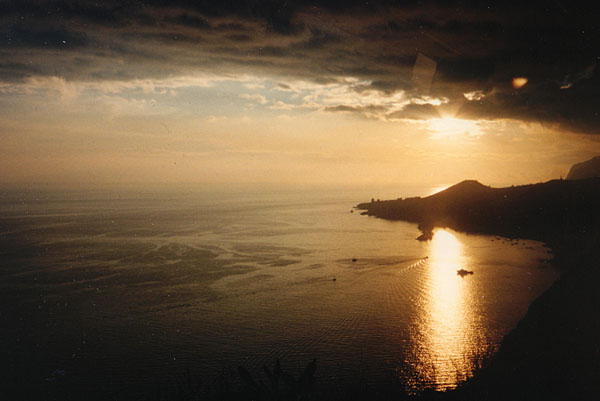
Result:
[358, 178, 600, 401]
[143, 359, 417, 401]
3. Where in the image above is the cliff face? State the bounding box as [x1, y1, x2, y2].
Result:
[567, 156, 600, 180]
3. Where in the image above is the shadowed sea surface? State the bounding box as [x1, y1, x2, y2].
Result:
[0, 187, 559, 399]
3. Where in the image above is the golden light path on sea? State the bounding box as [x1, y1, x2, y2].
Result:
[418, 229, 479, 388]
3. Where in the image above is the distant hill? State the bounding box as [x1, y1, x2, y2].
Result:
[357, 178, 600, 247]
[567, 156, 600, 180]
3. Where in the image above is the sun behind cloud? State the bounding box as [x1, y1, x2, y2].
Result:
[428, 117, 482, 138]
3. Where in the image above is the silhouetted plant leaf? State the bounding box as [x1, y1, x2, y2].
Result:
[238, 366, 258, 389]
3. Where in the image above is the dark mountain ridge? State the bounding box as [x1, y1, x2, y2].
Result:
[357, 178, 600, 252]
[567, 156, 600, 180]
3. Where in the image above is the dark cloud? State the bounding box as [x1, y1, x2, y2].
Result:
[0, 0, 598, 133]
[227, 34, 252, 42]
[1, 25, 88, 48]
[458, 66, 600, 134]
[120, 31, 200, 44]
[323, 104, 387, 114]
[276, 82, 292, 90]
[145, 0, 305, 35]
[166, 14, 211, 30]
[323, 102, 441, 121]
[251, 45, 290, 57]
[435, 56, 497, 83]
[293, 28, 343, 49]
[387, 103, 441, 120]
[214, 23, 253, 32]
[0, 61, 41, 81]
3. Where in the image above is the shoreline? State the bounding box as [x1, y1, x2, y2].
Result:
[357, 179, 600, 400]
[444, 243, 599, 401]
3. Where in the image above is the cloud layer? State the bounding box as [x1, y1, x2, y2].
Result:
[1, 0, 598, 133]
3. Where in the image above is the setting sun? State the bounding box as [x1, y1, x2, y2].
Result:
[428, 117, 482, 138]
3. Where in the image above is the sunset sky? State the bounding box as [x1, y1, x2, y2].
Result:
[1, 0, 599, 189]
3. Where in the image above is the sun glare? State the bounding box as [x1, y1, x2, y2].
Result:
[428, 117, 481, 138]
[427, 185, 450, 196]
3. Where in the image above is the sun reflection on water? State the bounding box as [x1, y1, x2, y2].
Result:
[417, 229, 480, 389]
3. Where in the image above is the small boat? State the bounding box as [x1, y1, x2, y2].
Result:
[456, 268, 474, 277]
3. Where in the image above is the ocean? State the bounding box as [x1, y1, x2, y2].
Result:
[0, 186, 559, 399]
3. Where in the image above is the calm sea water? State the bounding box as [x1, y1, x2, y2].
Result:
[0, 187, 559, 399]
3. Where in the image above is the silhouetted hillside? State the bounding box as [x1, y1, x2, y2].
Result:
[357, 178, 600, 254]
[567, 156, 600, 180]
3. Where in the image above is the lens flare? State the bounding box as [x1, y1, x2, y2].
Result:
[512, 77, 528, 89]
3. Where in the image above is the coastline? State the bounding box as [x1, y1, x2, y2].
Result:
[450, 252, 600, 401]
[357, 179, 600, 400]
